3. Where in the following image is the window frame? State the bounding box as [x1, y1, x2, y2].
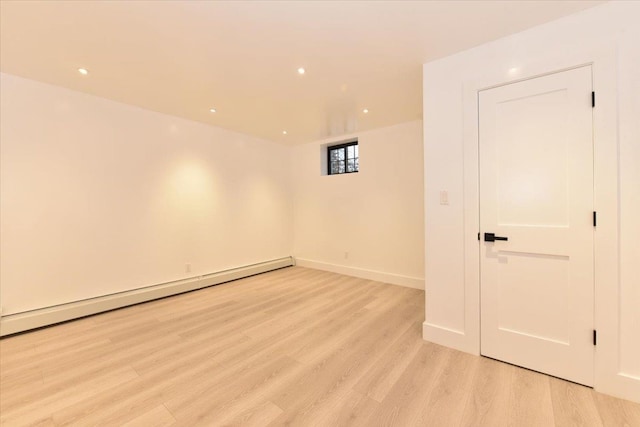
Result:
[327, 140, 359, 175]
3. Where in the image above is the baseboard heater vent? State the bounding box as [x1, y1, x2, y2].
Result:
[0, 256, 294, 337]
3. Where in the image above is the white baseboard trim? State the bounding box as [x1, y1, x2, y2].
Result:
[597, 372, 640, 404]
[422, 321, 480, 356]
[294, 258, 424, 290]
[0, 257, 294, 337]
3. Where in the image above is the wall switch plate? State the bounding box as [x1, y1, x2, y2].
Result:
[439, 190, 449, 205]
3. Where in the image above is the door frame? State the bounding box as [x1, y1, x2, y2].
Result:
[459, 43, 625, 396]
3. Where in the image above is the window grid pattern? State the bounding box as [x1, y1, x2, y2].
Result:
[328, 141, 359, 175]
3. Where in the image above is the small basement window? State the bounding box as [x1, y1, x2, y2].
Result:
[328, 140, 359, 175]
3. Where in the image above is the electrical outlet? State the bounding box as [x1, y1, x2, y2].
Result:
[185, 263, 192, 273]
[344, 252, 349, 259]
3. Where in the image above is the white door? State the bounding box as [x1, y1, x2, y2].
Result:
[479, 66, 594, 386]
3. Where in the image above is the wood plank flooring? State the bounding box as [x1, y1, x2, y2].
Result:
[1, 266, 638, 426]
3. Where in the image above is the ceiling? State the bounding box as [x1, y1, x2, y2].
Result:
[0, 0, 603, 144]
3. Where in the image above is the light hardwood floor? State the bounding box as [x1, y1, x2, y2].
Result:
[1, 267, 638, 426]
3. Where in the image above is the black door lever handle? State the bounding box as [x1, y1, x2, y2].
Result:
[484, 232, 508, 242]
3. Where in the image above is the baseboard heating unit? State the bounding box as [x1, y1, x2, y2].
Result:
[0, 256, 294, 337]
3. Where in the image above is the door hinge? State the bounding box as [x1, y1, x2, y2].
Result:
[592, 91, 595, 108]
[593, 211, 597, 227]
[593, 330, 597, 346]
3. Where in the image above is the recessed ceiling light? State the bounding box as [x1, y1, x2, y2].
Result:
[363, 108, 369, 114]
[282, 130, 288, 135]
[78, 68, 89, 75]
[297, 67, 305, 75]
[209, 108, 217, 113]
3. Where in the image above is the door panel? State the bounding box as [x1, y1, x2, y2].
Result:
[480, 66, 594, 386]
[497, 252, 569, 343]
[495, 89, 570, 227]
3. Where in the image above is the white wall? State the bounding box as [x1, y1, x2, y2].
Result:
[292, 121, 424, 289]
[423, 1, 639, 402]
[0, 73, 292, 315]
[0, 73, 424, 319]
[617, 18, 640, 383]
